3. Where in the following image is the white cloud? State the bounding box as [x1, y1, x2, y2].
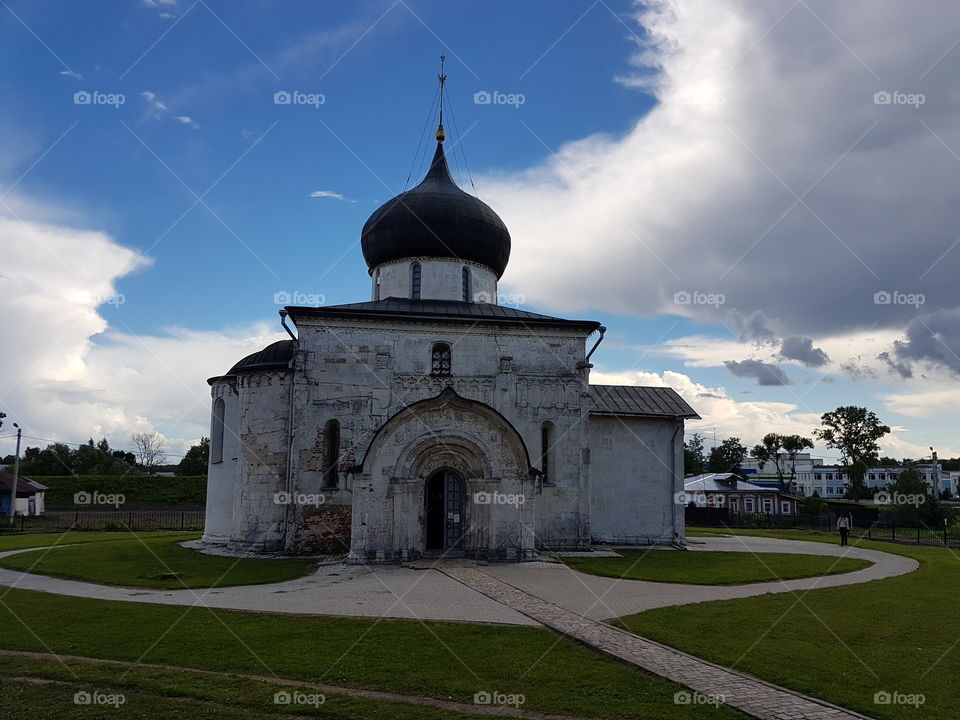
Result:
[0, 203, 281, 459]
[175, 115, 200, 129]
[141, 0, 176, 7]
[309, 190, 351, 201]
[58, 69, 82, 80]
[591, 368, 956, 457]
[485, 0, 960, 354]
[141, 90, 167, 112]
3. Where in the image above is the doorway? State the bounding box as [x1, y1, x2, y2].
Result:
[425, 469, 465, 551]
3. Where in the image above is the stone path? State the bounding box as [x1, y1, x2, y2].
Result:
[0, 551, 537, 625]
[440, 565, 873, 720]
[485, 536, 918, 621]
[0, 537, 916, 626]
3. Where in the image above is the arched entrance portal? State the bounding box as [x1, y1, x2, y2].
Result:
[425, 469, 465, 551]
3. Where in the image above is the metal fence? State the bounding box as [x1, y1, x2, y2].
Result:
[685, 508, 833, 530]
[686, 508, 960, 547]
[0, 510, 205, 533]
[853, 521, 960, 547]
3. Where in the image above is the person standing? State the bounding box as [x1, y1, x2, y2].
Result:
[837, 514, 850, 546]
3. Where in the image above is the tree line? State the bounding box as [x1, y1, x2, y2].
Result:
[683, 405, 949, 501]
[1, 433, 209, 477]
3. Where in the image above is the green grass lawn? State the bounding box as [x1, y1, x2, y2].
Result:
[0, 582, 749, 719]
[562, 549, 871, 584]
[0, 531, 179, 552]
[0, 654, 504, 720]
[0, 532, 316, 589]
[616, 529, 955, 720]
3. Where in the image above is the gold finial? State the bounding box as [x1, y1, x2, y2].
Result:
[436, 54, 447, 142]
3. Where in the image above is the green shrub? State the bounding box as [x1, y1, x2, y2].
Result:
[32, 476, 207, 508]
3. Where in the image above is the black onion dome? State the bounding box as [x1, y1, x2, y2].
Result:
[361, 141, 511, 278]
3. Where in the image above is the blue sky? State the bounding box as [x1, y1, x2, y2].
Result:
[2, 0, 958, 460]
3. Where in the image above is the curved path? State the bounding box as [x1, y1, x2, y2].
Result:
[0, 536, 916, 625]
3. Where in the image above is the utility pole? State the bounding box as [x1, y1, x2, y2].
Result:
[930, 446, 939, 499]
[8, 424, 21, 524]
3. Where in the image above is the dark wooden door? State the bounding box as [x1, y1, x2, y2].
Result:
[443, 471, 464, 550]
[426, 470, 464, 551]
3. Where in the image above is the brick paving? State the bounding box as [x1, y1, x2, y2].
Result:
[441, 565, 875, 720]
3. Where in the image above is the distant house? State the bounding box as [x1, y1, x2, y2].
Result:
[683, 473, 798, 515]
[0, 472, 47, 516]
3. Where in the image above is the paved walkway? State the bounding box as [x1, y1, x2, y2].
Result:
[441, 564, 873, 720]
[483, 536, 918, 621]
[0, 537, 915, 625]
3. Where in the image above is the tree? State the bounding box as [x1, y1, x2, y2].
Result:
[708, 437, 747, 474]
[749, 433, 810, 491]
[177, 437, 209, 476]
[814, 406, 890, 500]
[683, 433, 706, 475]
[781, 434, 815, 492]
[130, 432, 166, 473]
[801, 495, 827, 515]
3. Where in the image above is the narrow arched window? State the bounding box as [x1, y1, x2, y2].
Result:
[461, 266, 471, 302]
[411, 262, 421, 300]
[540, 421, 554, 483]
[374, 268, 381, 301]
[431, 343, 451, 376]
[323, 420, 340, 488]
[211, 397, 225, 464]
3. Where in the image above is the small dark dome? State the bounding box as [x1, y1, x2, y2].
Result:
[208, 340, 296, 384]
[361, 142, 511, 278]
[229, 340, 296, 374]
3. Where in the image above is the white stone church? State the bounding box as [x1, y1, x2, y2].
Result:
[202, 124, 698, 562]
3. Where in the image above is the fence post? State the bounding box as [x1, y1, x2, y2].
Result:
[892, 522, 895, 541]
[945, 520, 949, 546]
[180, 512, 185, 530]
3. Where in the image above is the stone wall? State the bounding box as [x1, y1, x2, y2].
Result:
[588, 415, 685, 545]
[289, 504, 351, 553]
[202, 378, 239, 545]
[372, 257, 497, 302]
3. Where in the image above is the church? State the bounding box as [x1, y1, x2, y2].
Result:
[202, 103, 698, 563]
